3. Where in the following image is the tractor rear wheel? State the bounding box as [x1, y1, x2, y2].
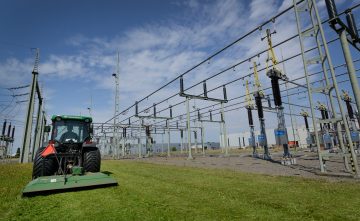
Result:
[83, 149, 101, 172]
[32, 147, 57, 179]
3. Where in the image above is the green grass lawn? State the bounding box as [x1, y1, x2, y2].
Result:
[1, 160, 360, 221]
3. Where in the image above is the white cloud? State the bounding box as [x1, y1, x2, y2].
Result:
[41, 54, 89, 78]
[278, 0, 293, 12]
[0, 58, 33, 88]
[249, 0, 278, 21]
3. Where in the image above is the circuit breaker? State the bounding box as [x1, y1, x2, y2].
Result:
[274, 129, 288, 145]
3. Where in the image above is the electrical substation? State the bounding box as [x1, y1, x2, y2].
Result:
[97, 0, 359, 178]
[2, 0, 360, 191]
[82, 0, 360, 178]
[2, 0, 360, 219]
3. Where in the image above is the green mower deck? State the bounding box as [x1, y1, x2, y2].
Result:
[22, 172, 118, 196]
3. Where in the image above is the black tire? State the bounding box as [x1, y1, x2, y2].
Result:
[32, 147, 57, 179]
[83, 149, 101, 172]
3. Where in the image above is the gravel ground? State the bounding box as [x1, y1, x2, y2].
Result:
[127, 149, 360, 182]
[3, 149, 358, 182]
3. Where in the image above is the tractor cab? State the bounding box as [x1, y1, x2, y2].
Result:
[50, 115, 94, 154]
[51, 115, 92, 144]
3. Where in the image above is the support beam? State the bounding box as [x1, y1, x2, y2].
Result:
[221, 102, 229, 156]
[186, 97, 193, 159]
[31, 94, 43, 162]
[201, 122, 205, 156]
[167, 120, 170, 157]
[339, 30, 360, 120]
[138, 123, 142, 158]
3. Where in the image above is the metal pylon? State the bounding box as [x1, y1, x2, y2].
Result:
[20, 49, 40, 163]
[293, 0, 359, 176]
[112, 52, 120, 159]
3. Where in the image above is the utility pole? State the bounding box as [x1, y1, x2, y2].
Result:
[112, 51, 120, 159]
[87, 92, 93, 117]
[20, 48, 39, 163]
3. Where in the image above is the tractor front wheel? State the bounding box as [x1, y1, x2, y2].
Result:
[83, 149, 101, 172]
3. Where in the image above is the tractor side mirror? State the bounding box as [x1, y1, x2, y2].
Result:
[44, 126, 51, 133]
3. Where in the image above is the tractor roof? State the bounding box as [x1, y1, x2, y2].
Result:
[51, 115, 92, 122]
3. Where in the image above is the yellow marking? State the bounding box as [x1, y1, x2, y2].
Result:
[265, 29, 278, 70]
[253, 62, 261, 91]
[245, 80, 252, 107]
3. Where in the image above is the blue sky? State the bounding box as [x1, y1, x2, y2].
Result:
[0, 0, 179, 54]
[0, 0, 359, 151]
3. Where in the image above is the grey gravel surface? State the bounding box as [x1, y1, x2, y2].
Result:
[128, 150, 360, 182]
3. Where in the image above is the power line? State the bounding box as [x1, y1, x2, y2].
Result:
[98, 2, 360, 134]
[126, 66, 360, 130]
[109, 33, 349, 127]
[7, 85, 30, 90]
[12, 93, 29, 97]
[99, 0, 308, 126]
[108, 6, 357, 128]
[94, 75, 357, 136]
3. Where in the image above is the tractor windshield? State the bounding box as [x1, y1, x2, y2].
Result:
[51, 120, 90, 143]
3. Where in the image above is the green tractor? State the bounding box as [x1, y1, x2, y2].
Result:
[22, 115, 117, 196]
